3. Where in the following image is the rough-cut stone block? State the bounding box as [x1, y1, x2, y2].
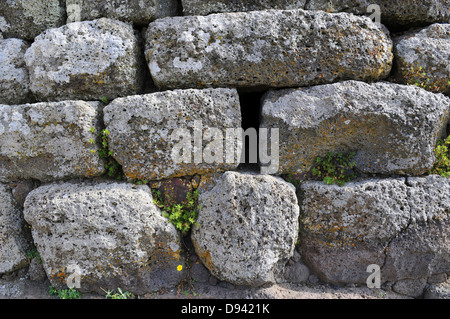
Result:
[191, 171, 300, 286]
[66, 0, 178, 25]
[0, 183, 29, 274]
[23, 181, 185, 295]
[0, 38, 32, 105]
[0, 101, 105, 182]
[24, 18, 145, 102]
[146, 9, 393, 90]
[0, 0, 66, 40]
[394, 23, 450, 96]
[305, 0, 450, 28]
[104, 88, 242, 181]
[298, 175, 450, 294]
[261, 80, 450, 176]
[182, 0, 306, 16]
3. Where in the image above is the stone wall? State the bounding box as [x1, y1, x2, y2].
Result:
[0, 1, 449, 298]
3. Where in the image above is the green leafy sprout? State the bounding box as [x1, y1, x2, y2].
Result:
[102, 288, 134, 299]
[89, 127, 124, 180]
[430, 134, 450, 178]
[312, 151, 357, 186]
[152, 188, 200, 236]
[49, 286, 82, 299]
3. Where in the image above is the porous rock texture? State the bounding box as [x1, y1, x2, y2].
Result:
[24, 18, 145, 102]
[145, 9, 393, 90]
[0, 183, 29, 274]
[394, 23, 450, 96]
[261, 80, 450, 176]
[104, 88, 242, 181]
[23, 181, 184, 295]
[0, 38, 32, 105]
[0, 0, 66, 40]
[191, 171, 300, 286]
[0, 100, 105, 182]
[182, 0, 307, 16]
[66, 0, 178, 25]
[304, 0, 450, 29]
[298, 175, 450, 297]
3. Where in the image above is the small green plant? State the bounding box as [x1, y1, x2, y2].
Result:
[49, 286, 83, 299]
[89, 127, 124, 180]
[403, 65, 450, 93]
[102, 288, 134, 299]
[312, 151, 357, 186]
[26, 248, 42, 264]
[101, 96, 109, 104]
[430, 135, 450, 178]
[152, 189, 200, 236]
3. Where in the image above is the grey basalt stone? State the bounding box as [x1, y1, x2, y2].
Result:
[261, 80, 450, 176]
[0, 183, 29, 274]
[0, 0, 66, 40]
[145, 9, 393, 91]
[298, 175, 450, 293]
[304, 0, 450, 29]
[394, 23, 450, 96]
[24, 18, 145, 102]
[0, 38, 33, 105]
[182, 0, 307, 16]
[66, 0, 178, 25]
[23, 181, 185, 295]
[0, 100, 105, 182]
[104, 88, 242, 181]
[191, 171, 300, 286]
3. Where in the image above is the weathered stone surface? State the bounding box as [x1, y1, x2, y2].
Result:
[0, 0, 66, 40]
[0, 101, 105, 182]
[394, 23, 450, 96]
[104, 88, 242, 181]
[299, 178, 411, 247]
[182, 0, 306, 16]
[191, 171, 300, 286]
[0, 38, 32, 105]
[261, 81, 450, 176]
[66, 0, 178, 25]
[305, 0, 450, 28]
[24, 18, 145, 102]
[383, 220, 450, 296]
[424, 280, 450, 299]
[0, 183, 29, 274]
[298, 176, 450, 293]
[146, 9, 393, 91]
[23, 181, 185, 294]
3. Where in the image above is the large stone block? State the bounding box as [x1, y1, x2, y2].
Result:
[23, 181, 185, 294]
[145, 9, 393, 90]
[0, 38, 32, 105]
[66, 0, 178, 25]
[182, 0, 306, 16]
[191, 171, 300, 286]
[305, 0, 450, 28]
[0, 183, 29, 274]
[104, 88, 242, 181]
[0, 0, 66, 40]
[24, 18, 145, 102]
[261, 80, 450, 176]
[394, 23, 450, 96]
[0, 101, 105, 182]
[298, 175, 450, 296]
